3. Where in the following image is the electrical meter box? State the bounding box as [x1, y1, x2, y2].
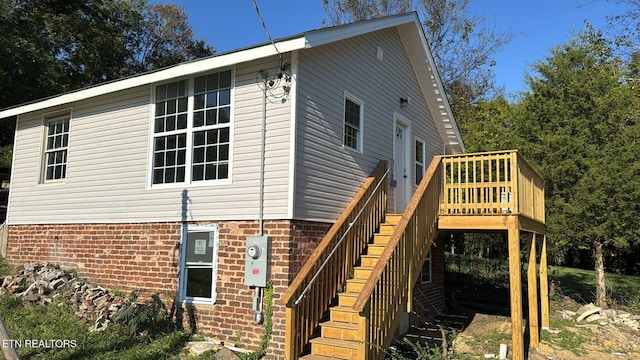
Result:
[244, 236, 271, 287]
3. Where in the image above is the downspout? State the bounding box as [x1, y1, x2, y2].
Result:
[254, 69, 269, 324]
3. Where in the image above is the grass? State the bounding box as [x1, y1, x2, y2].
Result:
[549, 265, 640, 310]
[0, 293, 192, 359]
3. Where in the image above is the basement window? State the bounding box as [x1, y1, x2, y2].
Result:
[421, 249, 432, 284]
[179, 224, 220, 304]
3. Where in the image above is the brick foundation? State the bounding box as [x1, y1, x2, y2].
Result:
[6, 220, 330, 358]
[5, 220, 447, 357]
[413, 234, 446, 319]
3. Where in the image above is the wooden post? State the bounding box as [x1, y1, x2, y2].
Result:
[358, 303, 371, 360]
[539, 234, 550, 329]
[527, 233, 539, 347]
[0, 316, 20, 360]
[508, 227, 524, 360]
[284, 305, 296, 360]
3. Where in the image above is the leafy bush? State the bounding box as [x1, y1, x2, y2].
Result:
[112, 292, 177, 340]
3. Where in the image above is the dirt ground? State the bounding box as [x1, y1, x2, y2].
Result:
[449, 308, 640, 359]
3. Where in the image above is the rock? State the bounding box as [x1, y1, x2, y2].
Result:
[188, 341, 220, 356]
[214, 347, 241, 360]
[576, 303, 602, 322]
[602, 309, 617, 321]
[585, 314, 601, 323]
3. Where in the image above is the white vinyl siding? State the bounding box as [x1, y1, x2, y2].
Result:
[294, 28, 444, 222]
[7, 56, 292, 224]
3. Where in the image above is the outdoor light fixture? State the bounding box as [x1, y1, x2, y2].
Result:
[400, 97, 410, 108]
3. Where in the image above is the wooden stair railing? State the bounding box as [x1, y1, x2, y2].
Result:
[352, 156, 442, 360]
[279, 160, 389, 360]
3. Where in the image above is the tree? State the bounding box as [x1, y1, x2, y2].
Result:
[517, 25, 640, 307]
[322, 0, 512, 118]
[0, 0, 214, 167]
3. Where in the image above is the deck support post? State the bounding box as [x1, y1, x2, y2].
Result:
[508, 227, 524, 360]
[284, 305, 296, 360]
[539, 234, 550, 329]
[527, 232, 540, 347]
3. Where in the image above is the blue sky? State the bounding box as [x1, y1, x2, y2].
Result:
[158, 1, 628, 97]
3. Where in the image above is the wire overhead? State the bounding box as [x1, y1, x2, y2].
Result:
[252, 0, 281, 60]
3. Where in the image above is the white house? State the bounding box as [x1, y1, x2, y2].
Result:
[0, 13, 463, 357]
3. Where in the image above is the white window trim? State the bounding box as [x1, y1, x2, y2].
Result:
[178, 223, 220, 304]
[146, 69, 234, 189]
[40, 109, 73, 184]
[421, 248, 432, 284]
[415, 137, 426, 186]
[343, 92, 364, 153]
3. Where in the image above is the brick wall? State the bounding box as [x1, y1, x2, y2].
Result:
[6, 219, 330, 358]
[413, 234, 446, 320]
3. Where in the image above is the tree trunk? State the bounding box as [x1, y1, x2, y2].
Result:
[594, 240, 607, 309]
[0, 316, 20, 360]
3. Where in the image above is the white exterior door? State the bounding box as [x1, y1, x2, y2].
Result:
[394, 122, 409, 212]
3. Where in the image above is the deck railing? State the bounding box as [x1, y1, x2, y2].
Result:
[279, 160, 389, 360]
[352, 156, 442, 359]
[440, 151, 544, 223]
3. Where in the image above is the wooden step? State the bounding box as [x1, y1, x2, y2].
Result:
[320, 320, 360, 341]
[329, 305, 360, 323]
[337, 291, 360, 307]
[361, 254, 380, 267]
[346, 278, 367, 292]
[367, 244, 386, 255]
[385, 214, 403, 225]
[310, 337, 360, 360]
[300, 355, 337, 360]
[378, 223, 396, 234]
[353, 266, 373, 280]
[373, 233, 391, 244]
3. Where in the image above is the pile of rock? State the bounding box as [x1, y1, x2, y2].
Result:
[557, 302, 640, 331]
[0, 263, 126, 332]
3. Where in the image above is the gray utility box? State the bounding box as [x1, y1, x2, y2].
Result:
[244, 236, 271, 287]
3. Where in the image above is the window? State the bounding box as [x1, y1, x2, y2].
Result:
[152, 70, 232, 185]
[421, 249, 432, 284]
[179, 224, 220, 303]
[343, 95, 363, 151]
[415, 138, 425, 185]
[44, 115, 70, 181]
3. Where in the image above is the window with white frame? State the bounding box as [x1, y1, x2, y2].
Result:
[421, 249, 432, 284]
[179, 224, 220, 303]
[343, 95, 363, 151]
[415, 138, 425, 185]
[43, 115, 70, 181]
[152, 70, 231, 185]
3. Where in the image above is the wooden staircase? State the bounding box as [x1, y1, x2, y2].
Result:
[302, 214, 402, 359]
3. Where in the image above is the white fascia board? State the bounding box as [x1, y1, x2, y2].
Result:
[304, 12, 417, 48]
[0, 37, 307, 119]
[396, 20, 464, 154]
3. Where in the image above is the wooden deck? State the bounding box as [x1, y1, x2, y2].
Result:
[281, 151, 547, 360]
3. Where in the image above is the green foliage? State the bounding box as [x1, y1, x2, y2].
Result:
[0, 294, 189, 359]
[241, 281, 274, 360]
[0, 0, 214, 110]
[0, 255, 12, 276]
[112, 292, 176, 340]
[388, 337, 444, 359]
